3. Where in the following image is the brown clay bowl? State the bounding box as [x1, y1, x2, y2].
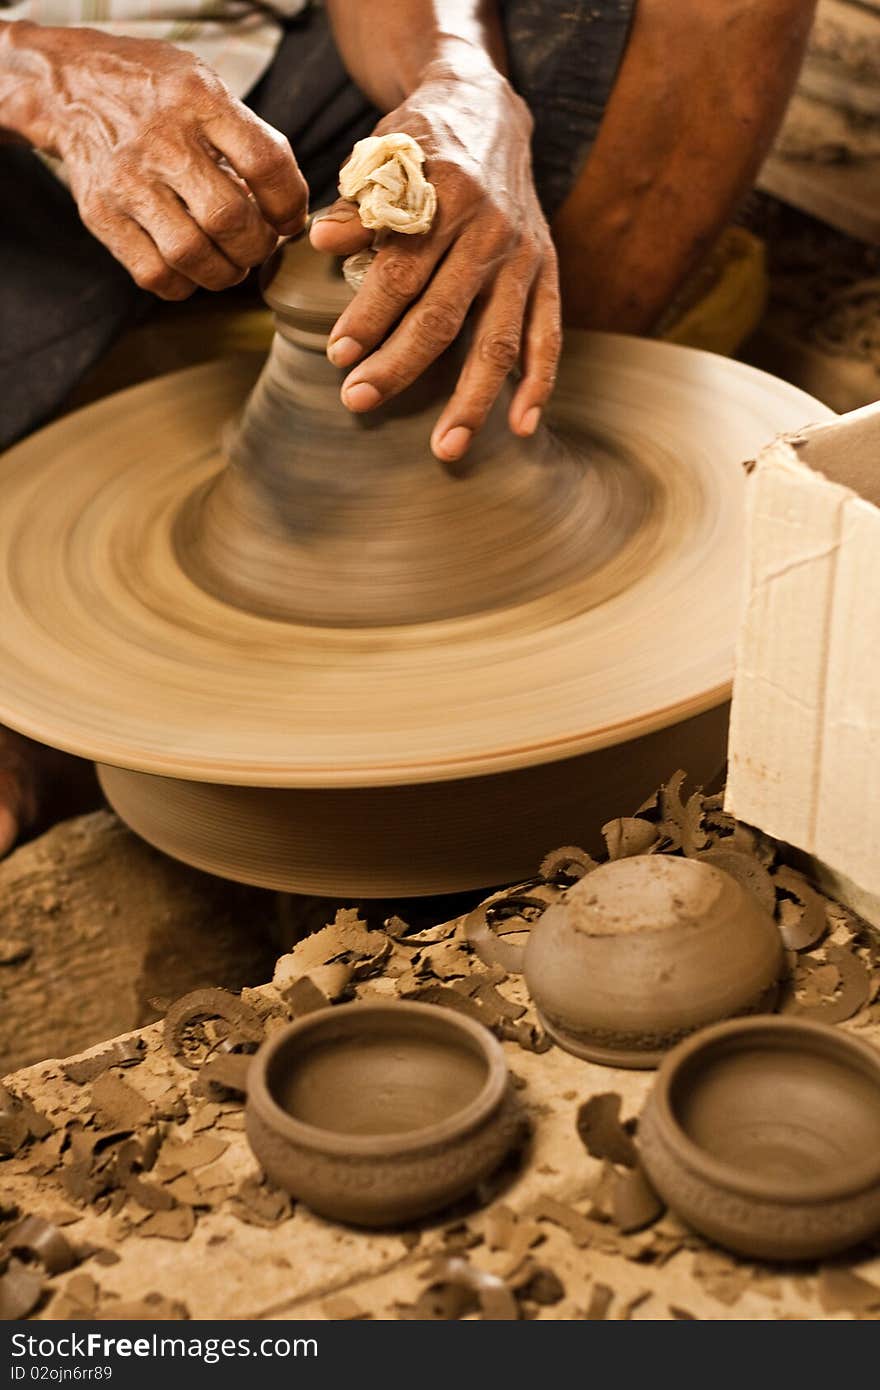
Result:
[638, 1016, 880, 1260]
[245, 1000, 522, 1227]
[523, 855, 783, 1067]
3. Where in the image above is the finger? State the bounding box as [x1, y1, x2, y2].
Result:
[78, 202, 195, 300]
[327, 225, 462, 372]
[430, 263, 533, 463]
[126, 186, 247, 291]
[167, 151, 278, 269]
[203, 108, 308, 235]
[309, 199, 372, 255]
[508, 248, 562, 436]
[338, 233, 492, 411]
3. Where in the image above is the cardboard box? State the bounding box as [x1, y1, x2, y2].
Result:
[726, 402, 880, 925]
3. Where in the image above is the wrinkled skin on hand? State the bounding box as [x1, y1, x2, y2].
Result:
[16, 27, 309, 298]
[310, 62, 561, 464]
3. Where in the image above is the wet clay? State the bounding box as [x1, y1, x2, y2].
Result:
[175, 235, 656, 629]
[523, 856, 783, 1068]
[639, 1017, 880, 1260]
[246, 1001, 522, 1226]
[0, 237, 832, 895]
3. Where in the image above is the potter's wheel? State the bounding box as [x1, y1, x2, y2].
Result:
[0, 239, 833, 894]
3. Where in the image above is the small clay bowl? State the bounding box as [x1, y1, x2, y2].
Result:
[523, 855, 783, 1067]
[245, 1000, 521, 1227]
[639, 1016, 880, 1260]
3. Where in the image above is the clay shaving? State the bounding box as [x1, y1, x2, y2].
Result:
[0, 1087, 30, 1157]
[163, 987, 265, 1070]
[787, 942, 871, 1023]
[697, 846, 777, 914]
[273, 909, 388, 998]
[529, 1196, 596, 1249]
[651, 769, 709, 856]
[404, 1255, 519, 1321]
[612, 1166, 665, 1234]
[192, 1053, 252, 1100]
[576, 1093, 638, 1168]
[230, 1175, 293, 1228]
[602, 818, 659, 861]
[539, 845, 597, 884]
[6, 1215, 77, 1275]
[513, 1264, 564, 1307]
[63, 1038, 146, 1085]
[775, 865, 828, 951]
[584, 1282, 614, 1319]
[0, 1087, 51, 1157]
[90, 1073, 153, 1131]
[817, 1267, 880, 1316]
[464, 894, 549, 974]
[691, 1248, 754, 1307]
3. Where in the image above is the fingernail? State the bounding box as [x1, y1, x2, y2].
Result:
[435, 426, 473, 461]
[313, 204, 359, 225]
[520, 405, 541, 436]
[277, 216, 305, 237]
[343, 381, 382, 411]
[328, 335, 363, 368]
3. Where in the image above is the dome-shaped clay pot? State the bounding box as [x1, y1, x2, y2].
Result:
[638, 1016, 880, 1261]
[523, 855, 783, 1067]
[245, 1001, 522, 1227]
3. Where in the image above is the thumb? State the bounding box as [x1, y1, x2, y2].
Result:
[309, 200, 372, 255]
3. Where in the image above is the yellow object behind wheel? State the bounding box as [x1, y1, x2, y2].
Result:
[660, 227, 768, 357]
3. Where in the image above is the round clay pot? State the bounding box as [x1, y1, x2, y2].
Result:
[245, 1001, 522, 1227]
[638, 1016, 880, 1260]
[523, 855, 783, 1067]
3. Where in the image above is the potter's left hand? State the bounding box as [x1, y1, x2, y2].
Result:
[0, 728, 38, 858]
[309, 63, 561, 464]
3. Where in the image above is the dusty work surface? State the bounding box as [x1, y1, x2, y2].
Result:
[4, 779, 880, 1322]
[0, 811, 279, 1074]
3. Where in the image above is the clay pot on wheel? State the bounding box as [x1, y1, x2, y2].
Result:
[245, 1000, 523, 1227]
[523, 855, 783, 1067]
[638, 1016, 880, 1260]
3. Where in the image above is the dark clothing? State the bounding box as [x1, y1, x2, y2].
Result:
[0, 0, 634, 449]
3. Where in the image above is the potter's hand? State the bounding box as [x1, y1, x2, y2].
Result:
[310, 64, 561, 464]
[0, 785, 18, 858]
[0, 730, 37, 859]
[1, 23, 308, 298]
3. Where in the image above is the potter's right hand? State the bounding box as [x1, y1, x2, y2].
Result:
[0, 22, 308, 298]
